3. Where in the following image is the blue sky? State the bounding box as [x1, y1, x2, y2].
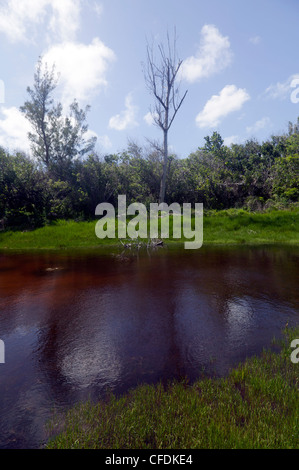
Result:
[0, 0, 298, 158]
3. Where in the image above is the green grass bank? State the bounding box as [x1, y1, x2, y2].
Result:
[0, 207, 298, 250]
[46, 327, 299, 449]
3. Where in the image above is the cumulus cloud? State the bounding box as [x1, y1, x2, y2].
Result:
[224, 135, 239, 147]
[48, 0, 82, 42]
[180, 24, 233, 83]
[0, 0, 81, 43]
[195, 85, 250, 128]
[0, 106, 31, 152]
[246, 117, 271, 134]
[97, 134, 112, 150]
[109, 94, 139, 131]
[143, 111, 158, 126]
[42, 38, 116, 107]
[83, 129, 112, 151]
[263, 74, 299, 100]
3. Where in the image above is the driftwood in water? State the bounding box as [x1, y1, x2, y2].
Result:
[119, 238, 164, 250]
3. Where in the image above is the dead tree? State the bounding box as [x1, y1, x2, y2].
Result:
[144, 30, 187, 203]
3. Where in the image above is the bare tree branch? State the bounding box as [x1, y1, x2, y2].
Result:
[143, 29, 187, 203]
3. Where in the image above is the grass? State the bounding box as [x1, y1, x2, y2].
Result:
[46, 327, 299, 449]
[203, 206, 299, 245]
[0, 206, 298, 251]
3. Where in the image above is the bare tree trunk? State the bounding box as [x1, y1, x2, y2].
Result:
[159, 129, 168, 203]
[144, 29, 187, 204]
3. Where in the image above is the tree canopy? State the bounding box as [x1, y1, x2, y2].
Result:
[20, 57, 96, 175]
[0, 118, 298, 229]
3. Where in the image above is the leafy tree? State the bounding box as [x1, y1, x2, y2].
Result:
[20, 57, 96, 172]
[288, 117, 299, 136]
[0, 150, 46, 227]
[270, 131, 299, 201]
[73, 155, 107, 218]
[203, 131, 225, 158]
[1, 116, 298, 230]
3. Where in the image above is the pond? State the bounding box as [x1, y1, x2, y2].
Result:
[0, 245, 298, 449]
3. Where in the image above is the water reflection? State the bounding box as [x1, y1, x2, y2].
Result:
[0, 246, 298, 448]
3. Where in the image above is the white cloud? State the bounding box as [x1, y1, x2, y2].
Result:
[0, 0, 81, 43]
[109, 94, 139, 131]
[97, 134, 112, 150]
[0, 106, 113, 156]
[249, 35, 261, 45]
[42, 38, 116, 107]
[246, 117, 271, 134]
[48, 0, 82, 42]
[143, 111, 158, 126]
[84, 128, 98, 141]
[196, 85, 250, 128]
[0, 106, 31, 152]
[0, 0, 47, 43]
[263, 74, 299, 100]
[84, 129, 112, 151]
[224, 135, 239, 146]
[180, 24, 233, 83]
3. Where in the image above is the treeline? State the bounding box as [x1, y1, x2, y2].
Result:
[0, 119, 298, 230]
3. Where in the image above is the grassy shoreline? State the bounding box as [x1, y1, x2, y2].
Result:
[46, 327, 299, 449]
[0, 207, 298, 251]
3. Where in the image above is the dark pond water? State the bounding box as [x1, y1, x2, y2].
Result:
[0, 245, 298, 449]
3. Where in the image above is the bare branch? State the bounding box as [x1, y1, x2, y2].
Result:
[168, 89, 188, 130]
[143, 28, 187, 203]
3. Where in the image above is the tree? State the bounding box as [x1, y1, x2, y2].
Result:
[203, 131, 225, 157]
[20, 57, 96, 172]
[0, 149, 47, 228]
[144, 30, 187, 203]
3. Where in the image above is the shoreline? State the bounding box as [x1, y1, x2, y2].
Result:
[0, 207, 298, 251]
[46, 327, 299, 449]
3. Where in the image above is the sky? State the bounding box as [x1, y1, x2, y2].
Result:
[0, 0, 298, 159]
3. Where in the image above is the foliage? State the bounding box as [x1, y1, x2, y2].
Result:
[0, 150, 46, 228]
[20, 57, 96, 172]
[0, 116, 298, 230]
